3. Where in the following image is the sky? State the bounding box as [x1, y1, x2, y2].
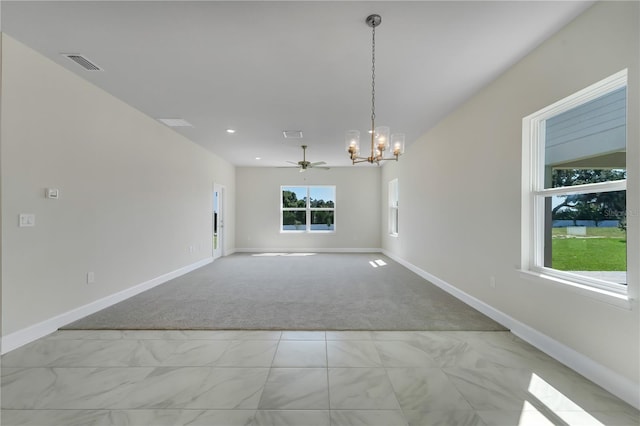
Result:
[283, 186, 335, 202]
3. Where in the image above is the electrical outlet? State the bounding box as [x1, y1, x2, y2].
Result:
[489, 276, 496, 288]
[87, 272, 95, 284]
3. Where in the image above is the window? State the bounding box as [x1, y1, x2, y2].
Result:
[389, 179, 399, 236]
[281, 186, 335, 232]
[522, 70, 627, 295]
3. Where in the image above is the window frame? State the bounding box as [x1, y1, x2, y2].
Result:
[280, 185, 336, 233]
[388, 178, 399, 236]
[522, 69, 628, 296]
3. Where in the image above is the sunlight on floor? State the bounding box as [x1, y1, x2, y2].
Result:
[519, 373, 605, 426]
[369, 259, 388, 268]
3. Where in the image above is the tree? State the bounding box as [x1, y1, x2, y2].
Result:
[282, 190, 306, 208]
[551, 169, 626, 188]
[551, 169, 626, 227]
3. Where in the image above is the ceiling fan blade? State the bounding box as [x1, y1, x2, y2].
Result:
[310, 161, 326, 166]
[285, 161, 299, 165]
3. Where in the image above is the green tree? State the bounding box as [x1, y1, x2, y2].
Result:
[282, 190, 306, 208]
[551, 169, 626, 227]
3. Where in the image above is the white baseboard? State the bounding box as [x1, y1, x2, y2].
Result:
[382, 250, 640, 410]
[234, 247, 382, 253]
[1, 257, 213, 354]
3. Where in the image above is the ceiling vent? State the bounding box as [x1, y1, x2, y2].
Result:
[157, 118, 193, 127]
[283, 130, 303, 139]
[62, 54, 103, 71]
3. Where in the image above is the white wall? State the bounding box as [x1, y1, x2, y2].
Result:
[382, 0, 639, 391]
[236, 167, 380, 251]
[1, 35, 236, 337]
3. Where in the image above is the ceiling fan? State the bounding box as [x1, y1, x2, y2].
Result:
[286, 145, 330, 172]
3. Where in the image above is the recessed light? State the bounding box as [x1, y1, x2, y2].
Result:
[157, 118, 193, 127]
[255, 157, 261, 160]
[226, 129, 236, 134]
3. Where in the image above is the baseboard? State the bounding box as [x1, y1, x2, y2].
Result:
[382, 250, 640, 410]
[234, 247, 382, 253]
[1, 257, 213, 354]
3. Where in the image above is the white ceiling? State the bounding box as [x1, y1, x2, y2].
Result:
[2, 1, 594, 168]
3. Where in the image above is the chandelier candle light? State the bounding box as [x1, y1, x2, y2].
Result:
[347, 14, 405, 165]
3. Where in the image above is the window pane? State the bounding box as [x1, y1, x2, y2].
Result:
[282, 187, 307, 208]
[309, 186, 335, 208]
[389, 179, 399, 235]
[550, 168, 626, 189]
[390, 208, 398, 235]
[282, 210, 306, 231]
[544, 86, 626, 189]
[547, 190, 626, 284]
[311, 211, 334, 231]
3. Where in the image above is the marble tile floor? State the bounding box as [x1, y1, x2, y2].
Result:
[1, 330, 638, 426]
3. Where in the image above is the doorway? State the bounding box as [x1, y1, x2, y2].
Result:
[213, 184, 224, 260]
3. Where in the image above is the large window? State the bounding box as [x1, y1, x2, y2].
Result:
[281, 186, 335, 233]
[389, 179, 399, 236]
[522, 70, 627, 295]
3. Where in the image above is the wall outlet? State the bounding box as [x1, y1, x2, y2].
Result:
[489, 276, 496, 288]
[87, 272, 95, 284]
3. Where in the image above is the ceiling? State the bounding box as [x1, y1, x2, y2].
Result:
[2, 1, 594, 168]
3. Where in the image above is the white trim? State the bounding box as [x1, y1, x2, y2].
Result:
[234, 247, 382, 253]
[280, 185, 336, 233]
[522, 69, 630, 293]
[509, 315, 640, 411]
[529, 264, 628, 296]
[1, 258, 213, 354]
[382, 250, 639, 410]
[388, 178, 399, 236]
[213, 183, 226, 260]
[534, 179, 627, 197]
[519, 269, 633, 309]
[526, 69, 627, 123]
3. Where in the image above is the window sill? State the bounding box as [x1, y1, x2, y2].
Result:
[518, 269, 633, 310]
[280, 231, 336, 235]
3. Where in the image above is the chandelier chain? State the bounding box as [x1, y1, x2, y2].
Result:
[371, 23, 376, 126]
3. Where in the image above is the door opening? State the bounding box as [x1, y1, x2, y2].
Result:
[213, 184, 224, 260]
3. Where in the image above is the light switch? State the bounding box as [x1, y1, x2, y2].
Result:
[46, 188, 59, 199]
[19, 214, 35, 227]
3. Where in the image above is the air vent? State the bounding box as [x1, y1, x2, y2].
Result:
[62, 54, 103, 71]
[283, 130, 303, 139]
[157, 118, 193, 127]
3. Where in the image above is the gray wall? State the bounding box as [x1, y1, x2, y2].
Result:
[381, 1, 639, 385]
[236, 167, 380, 251]
[1, 35, 236, 336]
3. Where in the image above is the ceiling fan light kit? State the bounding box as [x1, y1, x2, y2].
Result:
[286, 145, 330, 172]
[346, 14, 405, 165]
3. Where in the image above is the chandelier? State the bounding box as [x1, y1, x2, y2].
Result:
[346, 14, 405, 165]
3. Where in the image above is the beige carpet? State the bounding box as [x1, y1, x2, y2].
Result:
[63, 253, 507, 331]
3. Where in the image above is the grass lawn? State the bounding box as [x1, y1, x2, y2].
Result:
[552, 227, 626, 271]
